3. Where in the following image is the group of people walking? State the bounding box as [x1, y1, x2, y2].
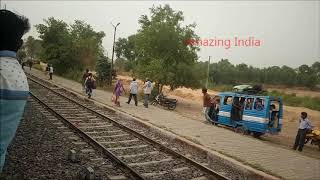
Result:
[81, 69, 153, 108]
[113, 78, 153, 108]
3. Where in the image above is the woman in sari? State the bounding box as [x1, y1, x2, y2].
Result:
[113, 79, 125, 106]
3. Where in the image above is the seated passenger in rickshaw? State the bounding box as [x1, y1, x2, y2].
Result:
[254, 98, 264, 111]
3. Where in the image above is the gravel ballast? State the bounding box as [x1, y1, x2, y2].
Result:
[1, 99, 123, 180]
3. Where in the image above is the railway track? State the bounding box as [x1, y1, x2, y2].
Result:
[27, 74, 229, 180]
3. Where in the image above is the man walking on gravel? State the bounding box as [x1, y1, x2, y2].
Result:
[126, 78, 138, 106]
[143, 78, 153, 108]
[0, 10, 30, 172]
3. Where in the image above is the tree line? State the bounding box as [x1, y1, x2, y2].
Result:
[18, 18, 111, 83]
[205, 59, 320, 88]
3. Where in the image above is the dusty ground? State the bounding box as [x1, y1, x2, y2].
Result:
[117, 75, 320, 158]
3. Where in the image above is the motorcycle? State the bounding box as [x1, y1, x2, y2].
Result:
[151, 93, 178, 110]
[305, 129, 320, 150]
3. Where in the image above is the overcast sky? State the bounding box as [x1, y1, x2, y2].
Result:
[4, 1, 320, 68]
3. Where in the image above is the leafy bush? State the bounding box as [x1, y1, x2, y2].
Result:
[33, 64, 43, 71]
[95, 56, 111, 86]
[64, 69, 83, 83]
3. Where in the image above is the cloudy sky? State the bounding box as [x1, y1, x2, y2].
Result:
[4, 1, 320, 68]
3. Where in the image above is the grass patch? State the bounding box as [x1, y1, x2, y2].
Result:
[264, 90, 320, 111]
[32, 64, 43, 71]
[64, 70, 83, 83]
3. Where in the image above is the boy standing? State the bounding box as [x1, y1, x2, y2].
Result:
[0, 10, 30, 172]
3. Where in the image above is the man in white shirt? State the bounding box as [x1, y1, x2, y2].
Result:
[293, 112, 314, 152]
[143, 78, 153, 108]
[0, 10, 30, 172]
[126, 78, 138, 106]
[49, 64, 53, 80]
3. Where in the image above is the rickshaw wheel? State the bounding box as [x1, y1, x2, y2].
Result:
[252, 132, 264, 138]
[235, 126, 248, 135]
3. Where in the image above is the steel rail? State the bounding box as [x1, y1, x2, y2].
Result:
[27, 74, 229, 180]
[29, 91, 144, 180]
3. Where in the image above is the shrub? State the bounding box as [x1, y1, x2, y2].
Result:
[96, 56, 111, 85]
[64, 69, 83, 83]
[33, 64, 43, 71]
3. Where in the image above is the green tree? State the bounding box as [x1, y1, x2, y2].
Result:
[297, 64, 318, 88]
[17, 48, 27, 63]
[36, 17, 73, 74]
[95, 55, 111, 85]
[311, 61, 320, 84]
[24, 36, 43, 61]
[70, 20, 105, 70]
[115, 35, 138, 72]
[133, 4, 200, 91]
[36, 18, 105, 75]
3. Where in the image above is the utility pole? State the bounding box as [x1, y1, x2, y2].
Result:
[206, 56, 211, 88]
[109, 22, 120, 85]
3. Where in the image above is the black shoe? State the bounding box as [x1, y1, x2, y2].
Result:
[126, 102, 129, 104]
[298, 149, 303, 152]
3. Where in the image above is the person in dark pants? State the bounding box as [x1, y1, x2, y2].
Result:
[293, 112, 314, 152]
[85, 73, 95, 98]
[28, 60, 32, 70]
[49, 64, 53, 80]
[143, 78, 153, 108]
[127, 78, 138, 106]
[82, 69, 89, 92]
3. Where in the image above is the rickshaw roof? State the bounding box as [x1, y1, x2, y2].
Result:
[217, 92, 281, 101]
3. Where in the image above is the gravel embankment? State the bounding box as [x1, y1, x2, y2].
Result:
[1, 100, 93, 179]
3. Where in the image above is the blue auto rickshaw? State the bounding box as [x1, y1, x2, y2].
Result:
[206, 92, 283, 137]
